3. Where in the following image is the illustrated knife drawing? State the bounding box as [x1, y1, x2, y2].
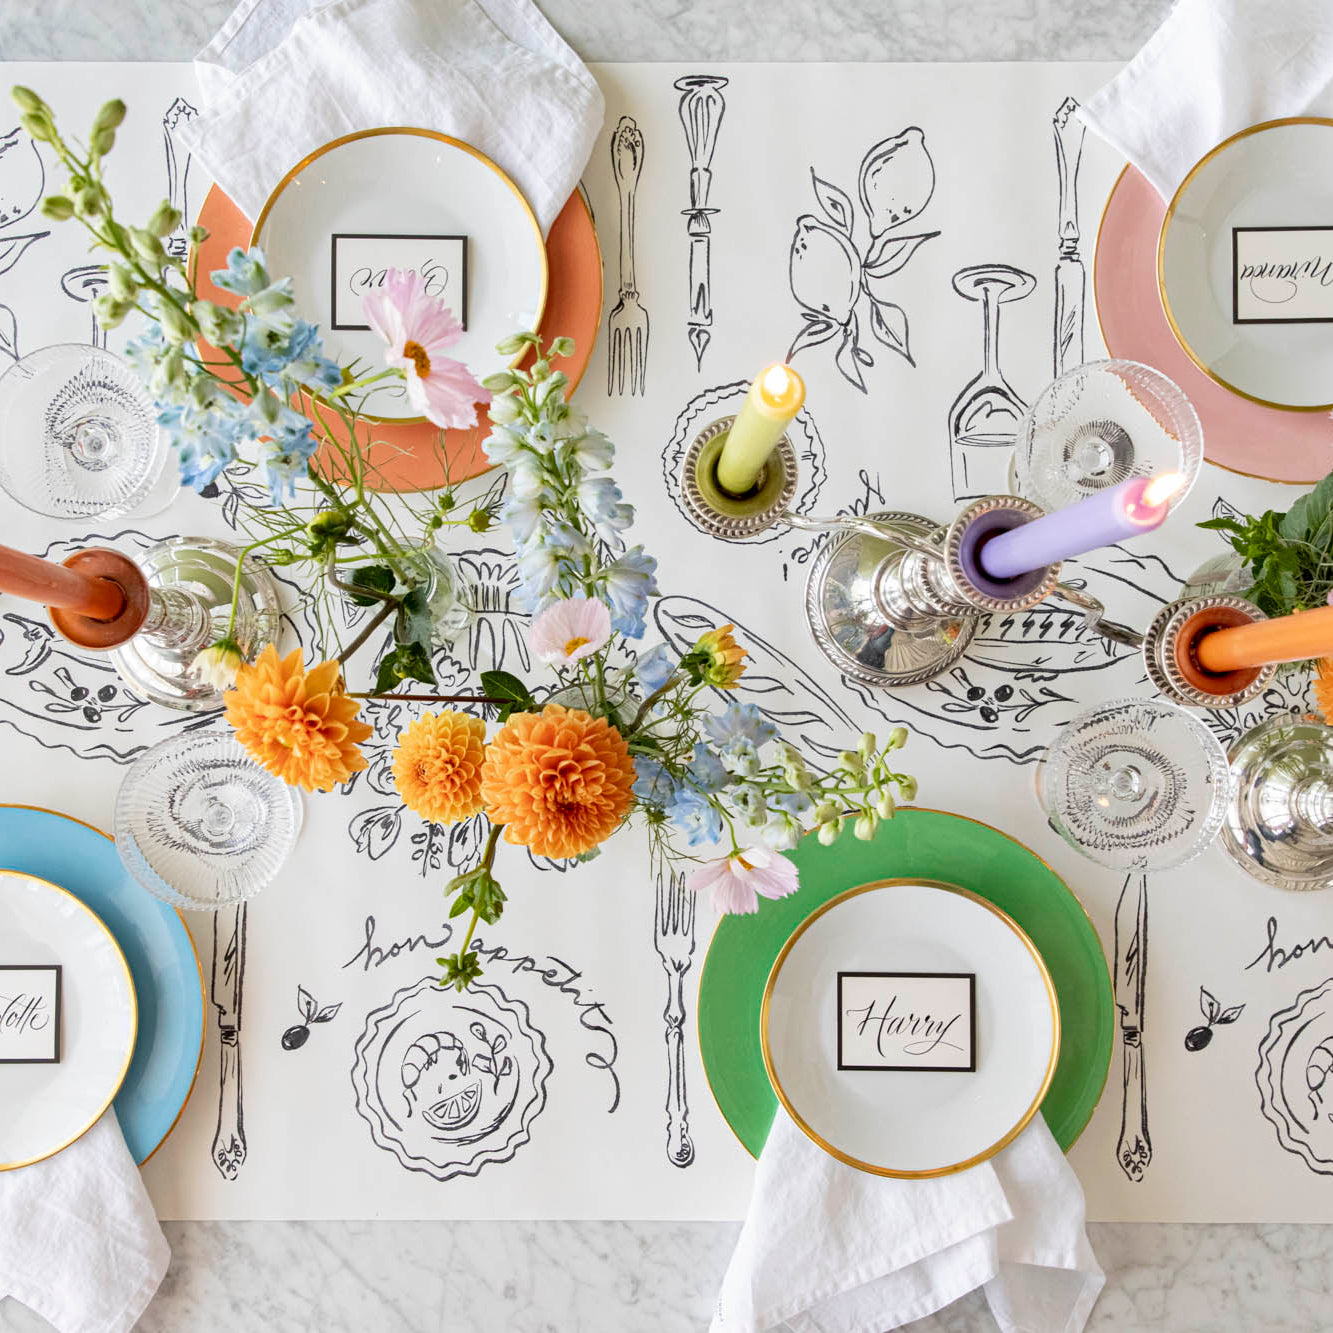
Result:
[1052, 95, 1087, 376]
[674, 75, 728, 372]
[211, 902, 248, 1181]
[1114, 872, 1151, 1182]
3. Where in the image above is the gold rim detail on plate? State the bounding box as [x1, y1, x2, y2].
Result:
[758, 875, 1061, 1179]
[1156, 117, 1333, 415]
[0, 865, 140, 1171]
[250, 126, 551, 426]
[0, 803, 205, 1166]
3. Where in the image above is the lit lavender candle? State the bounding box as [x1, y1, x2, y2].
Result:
[977, 474, 1184, 582]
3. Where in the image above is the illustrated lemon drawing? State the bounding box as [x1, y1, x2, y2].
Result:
[789, 215, 861, 324]
[859, 127, 935, 237]
[0, 128, 44, 228]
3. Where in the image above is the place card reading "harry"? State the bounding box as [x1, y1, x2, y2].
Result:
[0, 964, 61, 1064]
[837, 971, 975, 1072]
[1233, 227, 1333, 324]
[331, 233, 468, 332]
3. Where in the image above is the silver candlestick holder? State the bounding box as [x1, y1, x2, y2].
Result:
[676, 418, 1140, 687]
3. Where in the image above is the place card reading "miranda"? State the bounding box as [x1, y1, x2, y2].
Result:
[1233, 227, 1333, 324]
[0, 964, 61, 1064]
[331, 233, 468, 332]
[837, 971, 975, 1072]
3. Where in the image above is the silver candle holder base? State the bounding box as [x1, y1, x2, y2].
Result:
[678, 415, 799, 542]
[1141, 593, 1275, 711]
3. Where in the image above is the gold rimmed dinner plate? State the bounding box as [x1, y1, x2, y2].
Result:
[252, 126, 549, 424]
[1158, 117, 1333, 412]
[760, 877, 1059, 1178]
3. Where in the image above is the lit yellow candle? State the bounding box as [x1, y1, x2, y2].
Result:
[715, 363, 805, 496]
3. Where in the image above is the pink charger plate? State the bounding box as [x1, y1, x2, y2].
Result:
[1095, 165, 1333, 485]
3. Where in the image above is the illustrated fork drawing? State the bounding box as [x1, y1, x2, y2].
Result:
[608, 116, 649, 396]
[653, 864, 696, 1168]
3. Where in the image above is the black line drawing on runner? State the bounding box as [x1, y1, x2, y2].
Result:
[1052, 96, 1087, 377]
[653, 862, 697, 1168]
[662, 380, 827, 545]
[0, 304, 18, 362]
[608, 116, 648, 396]
[788, 129, 938, 392]
[1114, 872, 1151, 1182]
[1184, 987, 1244, 1052]
[211, 903, 247, 1181]
[674, 75, 727, 371]
[0, 124, 50, 276]
[352, 977, 552, 1182]
[281, 985, 342, 1051]
[60, 265, 110, 348]
[161, 97, 198, 261]
[1258, 976, 1333, 1177]
[948, 264, 1036, 502]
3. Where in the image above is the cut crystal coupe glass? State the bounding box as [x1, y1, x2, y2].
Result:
[116, 731, 303, 910]
[1037, 696, 1231, 871]
[1014, 359, 1203, 514]
[0, 344, 174, 519]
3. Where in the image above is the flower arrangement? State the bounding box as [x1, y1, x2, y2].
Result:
[21, 89, 919, 990]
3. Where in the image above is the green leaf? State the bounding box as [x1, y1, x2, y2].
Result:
[346, 565, 394, 606]
[396, 584, 433, 652]
[440, 950, 483, 991]
[374, 641, 436, 693]
[480, 669, 535, 721]
[1280, 471, 1333, 543]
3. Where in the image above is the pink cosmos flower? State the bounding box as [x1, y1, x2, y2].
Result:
[362, 269, 490, 429]
[528, 596, 612, 665]
[688, 847, 799, 915]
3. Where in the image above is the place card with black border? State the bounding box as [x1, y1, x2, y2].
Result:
[330, 233, 468, 332]
[0, 964, 61, 1064]
[1232, 226, 1333, 324]
[837, 970, 975, 1072]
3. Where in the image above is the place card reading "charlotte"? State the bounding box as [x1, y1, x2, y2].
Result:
[1233, 227, 1333, 324]
[0, 964, 61, 1064]
[331, 233, 468, 331]
[837, 971, 975, 1072]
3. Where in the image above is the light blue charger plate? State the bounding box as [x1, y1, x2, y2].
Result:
[0, 804, 205, 1163]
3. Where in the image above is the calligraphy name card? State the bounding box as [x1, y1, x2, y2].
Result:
[1233, 227, 1333, 324]
[837, 971, 975, 1072]
[0, 964, 61, 1064]
[331, 234, 468, 332]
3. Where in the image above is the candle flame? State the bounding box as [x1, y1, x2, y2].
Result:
[762, 364, 793, 396]
[1142, 472, 1186, 508]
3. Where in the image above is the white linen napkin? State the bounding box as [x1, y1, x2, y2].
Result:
[713, 1112, 1103, 1333]
[179, 0, 605, 234]
[0, 1111, 169, 1333]
[1079, 0, 1333, 199]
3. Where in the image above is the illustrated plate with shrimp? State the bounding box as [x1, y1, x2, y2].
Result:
[1257, 977, 1333, 1177]
[351, 978, 552, 1182]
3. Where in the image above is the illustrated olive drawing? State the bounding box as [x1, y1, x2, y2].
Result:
[1184, 987, 1243, 1052]
[281, 985, 340, 1051]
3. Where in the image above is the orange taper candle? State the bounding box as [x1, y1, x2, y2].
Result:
[0, 541, 126, 620]
[1196, 605, 1333, 674]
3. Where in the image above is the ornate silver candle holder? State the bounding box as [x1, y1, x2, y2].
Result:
[1140, 593, 1276, 711]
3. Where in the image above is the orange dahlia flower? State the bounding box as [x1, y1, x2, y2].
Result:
[481, 703, 635, 859]
[225, 644, 371, 792]
[1317, 657, 1333, 725]
[392, 710, 487, 823]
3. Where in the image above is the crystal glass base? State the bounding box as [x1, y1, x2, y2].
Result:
[115, 731, 303, 910]
[1223, 715, 1333, 891]
[804, 510, 975, 688]
[0, 344, 170, 519]
[112, 537, 282, 712]
[1014, 359, 1203, 514]
[1037, 696, 1230, 871]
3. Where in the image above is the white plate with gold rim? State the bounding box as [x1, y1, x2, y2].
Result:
[761, 879, 1059, 1178]
[253, 127, 548, 422]
[0, 869, 137, 1170]
[1158, 117, 1333, 412]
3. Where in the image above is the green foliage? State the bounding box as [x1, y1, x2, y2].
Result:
[479, 669, 536, 721]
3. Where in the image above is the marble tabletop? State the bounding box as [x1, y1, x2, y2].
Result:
[5, 1, 1333, 1330]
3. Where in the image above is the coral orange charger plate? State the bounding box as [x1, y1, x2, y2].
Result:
[192, 183, 602, 492]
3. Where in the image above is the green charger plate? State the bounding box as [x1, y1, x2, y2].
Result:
[698, 807, 1114, 1158]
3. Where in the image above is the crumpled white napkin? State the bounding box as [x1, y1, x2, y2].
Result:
[1079, 0, 1333, 198]
[0, 1111, 170, 1333]
[713, 1112, 1103, 1333]
[179, 0, 604, 234]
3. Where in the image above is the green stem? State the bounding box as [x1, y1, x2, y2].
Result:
[335, 598, 397, 665]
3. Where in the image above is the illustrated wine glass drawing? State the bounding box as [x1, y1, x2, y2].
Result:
[115, 731, 303, 912]
[1037, 696, 1231, 872]
[948, 264, 1036, 503]
[1015, 359, 1204, 514]
[0, 343, 169, 519]
[1223, 714, 1333, 892]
